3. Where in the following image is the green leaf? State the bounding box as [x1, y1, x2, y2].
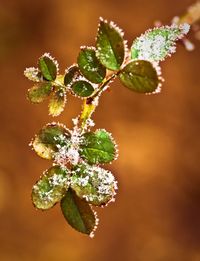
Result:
[80, 129, 117, 164]
[48, 89, 66, 117]
[64, 65, 80, 87]
[77, 47, 106, 83]
[27, 82, 52, 103]
[32, 123, 70, 160]
[119, 60, 159, 93]
[71, 164, 117, 206]
[38, 53, 58, 81]
[96, 18, 125, 70]
[131, 24, 190, 62]
[61, 188, 97, 236]
[71, 80, 94, 97]
[32, 165, 70, 210]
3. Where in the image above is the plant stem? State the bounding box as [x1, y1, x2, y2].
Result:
[79, 70, 120, 130]
[79, 99, 96, 130]
[179, 1, 200, 25]
[91, 72, 118, 98]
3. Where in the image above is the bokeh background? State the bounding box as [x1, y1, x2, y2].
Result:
[1, 0, 200, 260]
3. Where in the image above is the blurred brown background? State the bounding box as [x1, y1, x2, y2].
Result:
[1, 0, 200, 260]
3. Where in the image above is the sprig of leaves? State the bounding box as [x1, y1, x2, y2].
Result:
[30, 122, 118, 236]
[25, 18, 190, 237]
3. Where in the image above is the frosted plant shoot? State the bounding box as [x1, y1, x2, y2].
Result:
[24, 2, 200, 237]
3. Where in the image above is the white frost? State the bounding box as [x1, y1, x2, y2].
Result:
[131, 23, 190, 63]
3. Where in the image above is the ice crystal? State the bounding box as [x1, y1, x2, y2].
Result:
[53, 126, 83, 166]
[131, 23, 190, 62]
[98, 17, 124, 38]
[72, 117, 79, 126]
[80, 46, 96, 51]
[85, 118, 95, 128]
[54, 144, 70, 165]
[49, 172, 68, 187]
[71, 164, 118, 206]
[89, 208, 99, 238]
[70, 127, 83, 145]
[179, 23, 190, 34]
[32, 166, 69, 210]
[24, 67, 41, 82]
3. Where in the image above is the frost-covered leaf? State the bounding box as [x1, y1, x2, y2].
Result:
[80, 129, 117, 164]
[77, 47, 106, 83]
[32, 123, 70, 160]
[48, 89, 66, 117]
[71, 164, 117, 206]
[24, 67, 41, 82]
[96, 18, 125, 70]
[61, 188, 97, 236]
[131, 23, 190, 62]
[119, 60, 159, 93]
[27, 82, 52, 103]
[71, 80, 94, 97]
[64, 65, 80, 87]
[32, 165, 70, 210]
[38, 53, 58, 81]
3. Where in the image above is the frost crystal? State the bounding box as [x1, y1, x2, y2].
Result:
[32, 166, 69, 210]
[53, 127, 83, 166]
[131, 23, 190, 62]
[71, 164, 118, 206]
[72, 117, 79, 126]
[179, 23, 190, 34]
[49, 172, 68, 187]
[24, 67, 41, 82]
[85, 118, 95, 128]
[89, 208, 99, 238]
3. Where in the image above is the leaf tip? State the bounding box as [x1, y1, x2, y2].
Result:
[44, 53, 59, 71]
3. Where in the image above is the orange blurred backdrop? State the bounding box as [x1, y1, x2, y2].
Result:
[1, 0, 200, 260]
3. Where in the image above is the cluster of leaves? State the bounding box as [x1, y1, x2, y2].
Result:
[25, 18, 189, 236]
[31, 123, 117, 236]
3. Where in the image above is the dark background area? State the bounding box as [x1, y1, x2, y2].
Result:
[1, 0, 200, 260]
